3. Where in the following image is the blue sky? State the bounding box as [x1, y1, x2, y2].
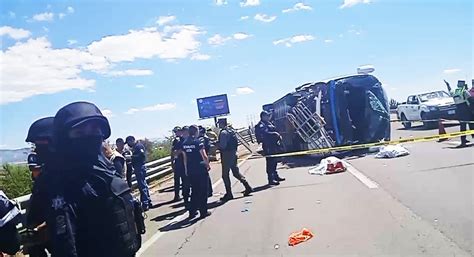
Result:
[0, 0, 472, 149]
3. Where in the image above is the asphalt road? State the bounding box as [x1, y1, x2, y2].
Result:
[136, 121, 474, 257]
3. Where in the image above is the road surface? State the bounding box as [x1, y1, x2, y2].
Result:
[136, 121, 474, 256]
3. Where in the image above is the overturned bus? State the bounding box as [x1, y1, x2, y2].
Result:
[263, 72, 391, 153]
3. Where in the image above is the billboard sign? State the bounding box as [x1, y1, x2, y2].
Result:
[196, 94, 230, 119]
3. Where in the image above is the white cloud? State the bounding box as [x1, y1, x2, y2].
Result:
[0, 37, 109, 104]
[324, 39, 334, 43]
[67, 6, 75, 13]
[340, 0, 371, 9]
[254, 13, 277, 23]
[107, 69, 154, 76]
[282, 3, 312, 13]
[191, 53, 211, 60]
[135, 84, 146, 88]
[240, 16, 249, 20]
[443, 68, 461, 74]
[88, 25, 203, 62]
[215, 0, 228, 6]
[0, 26, 31, 40]
[156, 15, 176, 26]
[273, 34, 315, 47]
[8, 11, 16, 18]
[236, 87, 255, 95]
[59, 13, 66, 19]
[32, 12, 54, 22]
[233, 32, 251, 40]
[101, 109, 115, 118]
[67, 39, 78, 45]
[208, 34, 231, 46]
[125, 103, 176, 114]
[240, 0, 260, 7]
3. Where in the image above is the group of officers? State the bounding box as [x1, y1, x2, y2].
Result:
[169, 111, 286, 219]
[1, 101, 147, 257]
[0, 101, 286, 257]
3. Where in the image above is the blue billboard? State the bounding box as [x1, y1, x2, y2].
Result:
[197, 94, 230, 119]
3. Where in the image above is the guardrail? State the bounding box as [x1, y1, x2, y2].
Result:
[13, 127, 255, 213]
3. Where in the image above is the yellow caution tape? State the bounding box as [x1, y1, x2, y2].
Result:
[267, 129, 474, 158]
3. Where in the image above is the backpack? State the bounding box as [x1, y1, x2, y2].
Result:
[255, 123, 264, 144]
[224, 129, 238, 151]
[48, 163, 144, 257]
[83, 166, 143, 256]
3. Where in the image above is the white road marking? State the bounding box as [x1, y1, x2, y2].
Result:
[136, 154, 253, 256]
[343, 161, 379, 189]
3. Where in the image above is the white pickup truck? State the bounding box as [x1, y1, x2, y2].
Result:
[397, 91, 457, 129]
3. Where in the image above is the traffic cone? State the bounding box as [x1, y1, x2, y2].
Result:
[438, 120, 448, 142]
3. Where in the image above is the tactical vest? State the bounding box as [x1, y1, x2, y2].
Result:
[48, 164, 144, 257]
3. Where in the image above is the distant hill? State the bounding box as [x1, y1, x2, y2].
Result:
[0, 148, 31, 164]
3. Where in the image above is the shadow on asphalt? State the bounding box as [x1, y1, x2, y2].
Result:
[150, 199, 177, 209]
[158, 185, 175, 193]
[151, 209, 187, 222]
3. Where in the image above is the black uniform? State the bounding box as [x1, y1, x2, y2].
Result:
[257, 120, 283, 184]
[182, 137, 209, 216]
[172, 136, 190, 203]
[199, 135, 213, 197]
[42, 102, 141, 257]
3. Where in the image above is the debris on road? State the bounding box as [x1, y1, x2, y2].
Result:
[375, 144, 410, 158]
[288, 207, 295, 211]
[274, 244, 280, 249]
[308, 156, 346, 175]
[241, 208, 249, 213]
[288, 228, 314, 246]
[244, 200, 252, 204]
[316, 200, 321, 204]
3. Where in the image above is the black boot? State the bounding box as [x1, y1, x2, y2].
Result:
[220, 194, 234, 202]
[268, 180, 280, 186]
[276, 176, 286, 181]
[243, 182, 253, 196]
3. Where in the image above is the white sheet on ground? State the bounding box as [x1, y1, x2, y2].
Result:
[375, 144, 410, 158]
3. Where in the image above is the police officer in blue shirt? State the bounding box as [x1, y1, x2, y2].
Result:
[126, 135, 152, 211]
[256, 111, 286, 185]
[182, 125, 212, 219]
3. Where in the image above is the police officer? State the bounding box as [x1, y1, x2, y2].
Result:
[198, 126, 213, 197]
[256, 111, 286, 185]
[47, 101, 141, 257]
[25, 117, 55, 257]
[451, 80, 474, 147]
[171, 126, 190, 203]
[182, 125, 212, 219]
[116, 138, 133, 188]
[126, 135, 152, 211]
[217, 119, 252, 202]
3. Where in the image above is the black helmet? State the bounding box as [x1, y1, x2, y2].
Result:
[54, 101, 111, 139]
[26, 117, 54, 143]
[173, 126, 182, 133]
[260, 110, 271, 119]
